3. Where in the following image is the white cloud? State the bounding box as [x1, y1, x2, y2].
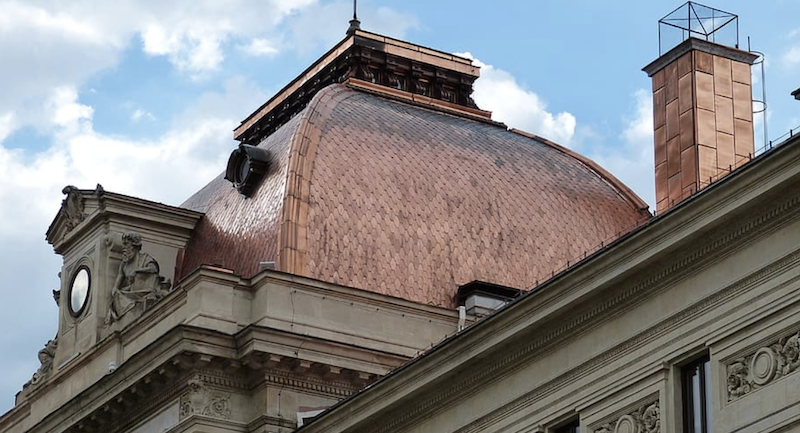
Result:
[458, 53, 576, 146]
[783, 45, 800, 66]
[0, 76, 267, 411]
[0, 75, 265, 238]
[287, 1, 419, 53]
[622, 89, 654, 145]
[131, 108, 156, 123]
[0, 112, 16, 143]
[0, 0, 321, 137]
[239, 38, 280, 57]
[589, 89, 655, 209]
[48, 87, 94, 131]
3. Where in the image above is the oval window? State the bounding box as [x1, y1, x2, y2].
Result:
[69, 267, 91, 316]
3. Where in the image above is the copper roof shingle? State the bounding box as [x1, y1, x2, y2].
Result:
[180, 84, 650, 308]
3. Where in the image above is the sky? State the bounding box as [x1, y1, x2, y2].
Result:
[0, 0, 798, 414]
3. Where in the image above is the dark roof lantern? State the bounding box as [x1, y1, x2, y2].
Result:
[224, 144, 271, 197]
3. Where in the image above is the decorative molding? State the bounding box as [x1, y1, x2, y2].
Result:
[264, 369, 361, 398]
[351, 192, 800, 433]
[236, 33, 480, 146]
[179, 376, 232, 420]
[594, 401, 660, 433]
[727, 329, 800, 401]
[452, 247, 800, 433]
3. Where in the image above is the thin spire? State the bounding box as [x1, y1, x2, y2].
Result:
[347, 0, 361, 35]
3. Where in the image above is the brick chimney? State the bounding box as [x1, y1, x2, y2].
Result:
[643, 38, 758, 213]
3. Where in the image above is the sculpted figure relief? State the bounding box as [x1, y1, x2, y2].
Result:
[61, 185, 85, 233]
[106, 232, 172, 325]
[24, 338, 58, 389]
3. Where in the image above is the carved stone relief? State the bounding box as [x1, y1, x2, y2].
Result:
[105, 231, 172, 325]
[179, 377, 232, 420]
[61, 185, 85, 234]
[594, 401, 660, 433]
[727, 330, 800, 400]
[23, 337, 58, 390]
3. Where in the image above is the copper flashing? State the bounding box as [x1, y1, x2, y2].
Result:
[643, 37, 758, 77]
[234, 29, 481, 145]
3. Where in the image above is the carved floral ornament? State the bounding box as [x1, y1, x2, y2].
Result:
[179, 377, 232, 420]
[594, 401, 660, 433]
[727, 330, 800, 401]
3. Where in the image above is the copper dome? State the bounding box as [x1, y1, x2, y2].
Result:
[180, 84, 650, 308]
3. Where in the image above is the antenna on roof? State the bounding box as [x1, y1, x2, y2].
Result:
[346, 0, 361, 35]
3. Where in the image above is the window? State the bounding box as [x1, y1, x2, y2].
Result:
[68, 266, 91, 317]
[553, 420, 580, 433]
[682, 356, 713, 433]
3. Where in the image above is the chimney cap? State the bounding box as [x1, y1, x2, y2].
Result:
[642, 37, 758, 77]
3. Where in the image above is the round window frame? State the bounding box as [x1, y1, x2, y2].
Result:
[68, 266, 91, 317]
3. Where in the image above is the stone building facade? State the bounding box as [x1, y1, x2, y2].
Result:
[2, 5, 800, 433]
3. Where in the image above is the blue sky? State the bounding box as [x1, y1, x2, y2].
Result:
[0, 0, 798, 414]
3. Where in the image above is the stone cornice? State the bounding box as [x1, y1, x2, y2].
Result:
[451, 247, 800, 433]
[234, 30, 481, 145]
[236, 325, 407, 376]
[642, 37, 758, 77]
[21, 323, 387, 432]
[249, 268, 464, 323]
[298, 138, 800, 433]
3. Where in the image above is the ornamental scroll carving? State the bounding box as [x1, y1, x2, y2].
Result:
[594, 401, 660, 433]
[179, 377, 232, 420]
[727, 330, 800, 401]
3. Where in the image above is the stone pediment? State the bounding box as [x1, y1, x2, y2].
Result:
[46, 185, 203, 255]
[46, 185, 100, 249]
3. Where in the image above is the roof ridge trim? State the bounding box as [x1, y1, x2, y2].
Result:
[510, 128, 651, 214]
[277, 84, 356, 274]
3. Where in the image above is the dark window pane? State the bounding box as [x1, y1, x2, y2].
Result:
[682, 356, 712, 433]
[555, 421, 580, 433]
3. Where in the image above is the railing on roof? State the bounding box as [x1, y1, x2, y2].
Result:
[524, 124, 800, 291]
[659, 2, 739, 55]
